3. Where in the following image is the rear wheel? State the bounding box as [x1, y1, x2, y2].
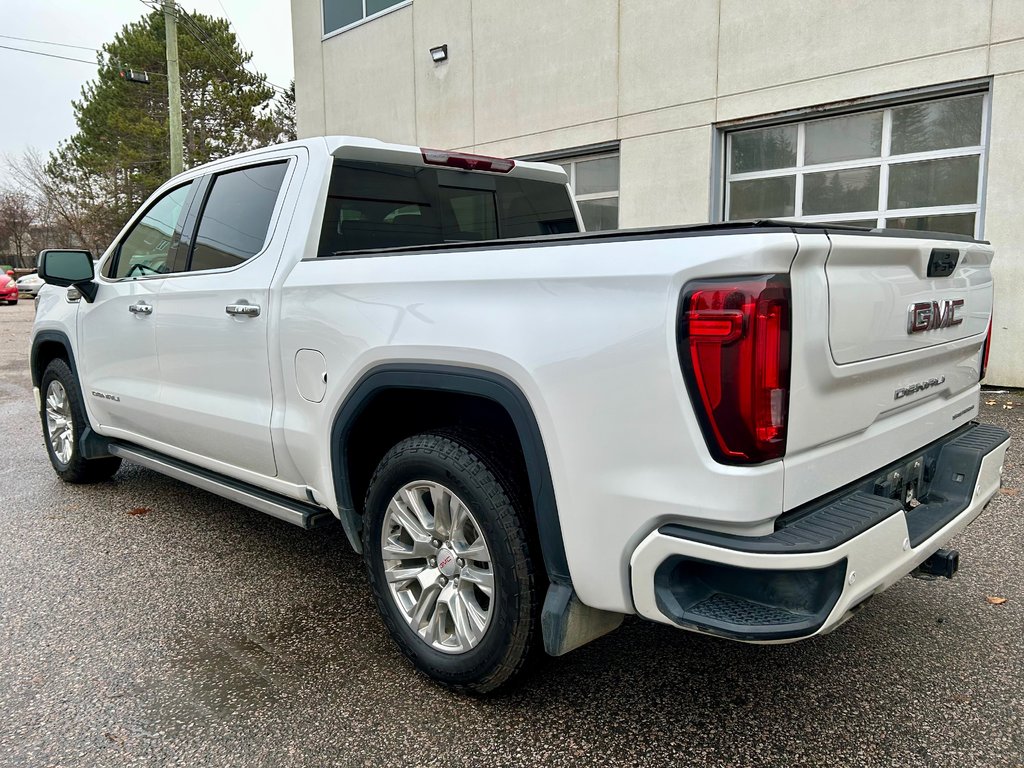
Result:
[40, 358, 121, 483]
[362, 432, 539, 693]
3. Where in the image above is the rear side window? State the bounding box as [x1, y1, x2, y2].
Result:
[189, 162, 288, 271]
[317, 160, 578, 255]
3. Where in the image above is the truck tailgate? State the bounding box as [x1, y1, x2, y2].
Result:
[827, 234, 992, 363]
[784, 232, 993, 510]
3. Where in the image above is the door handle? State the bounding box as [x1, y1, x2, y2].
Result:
[128, 302, 153, 315]
[225, 302, 260, 317]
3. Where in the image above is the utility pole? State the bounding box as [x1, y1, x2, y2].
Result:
[163, 0, 183, 176]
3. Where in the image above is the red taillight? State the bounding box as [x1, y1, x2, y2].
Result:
[679, 275, 791, 464]
[420, 148, 515, 173]
[981, 319, 992, 380]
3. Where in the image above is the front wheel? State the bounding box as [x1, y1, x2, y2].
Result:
[40, 358, 121, 483]
[362, 432, 539, 693]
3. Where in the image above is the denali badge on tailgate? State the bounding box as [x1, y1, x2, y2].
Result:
[907, 299, 964, 333]
[895, 376, 945, 400]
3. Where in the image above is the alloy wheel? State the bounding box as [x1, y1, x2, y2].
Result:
[380, 480, 495, 654]
[44, 380, 74, 465]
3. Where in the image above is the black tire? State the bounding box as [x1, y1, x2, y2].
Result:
[362, 432, 539, 693]
[7, 300, 16, 305]
[39, 358, 122, 483]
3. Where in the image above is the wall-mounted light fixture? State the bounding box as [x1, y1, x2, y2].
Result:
[429, 44, 448, 63]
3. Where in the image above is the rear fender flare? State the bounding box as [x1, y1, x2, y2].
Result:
[330, 363, 572, 589]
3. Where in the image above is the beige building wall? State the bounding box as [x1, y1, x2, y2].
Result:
[291, 0, 1024, 386]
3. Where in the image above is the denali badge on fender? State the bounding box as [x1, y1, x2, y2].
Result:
[895, 376, 946, 400]
[907, 299, 964, 333]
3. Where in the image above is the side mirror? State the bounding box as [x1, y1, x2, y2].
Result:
[37, 249, 97, 302]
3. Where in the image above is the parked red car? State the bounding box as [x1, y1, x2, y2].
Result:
[0, 274, 18, 305]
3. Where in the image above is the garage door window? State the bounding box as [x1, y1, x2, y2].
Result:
[554, 153, 620, 232]
[723, 92, 987, 237]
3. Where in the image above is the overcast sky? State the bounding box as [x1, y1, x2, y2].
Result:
[0, 0, 294, 173]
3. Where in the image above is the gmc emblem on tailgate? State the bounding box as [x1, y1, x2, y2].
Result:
[907, 298, 964, 334]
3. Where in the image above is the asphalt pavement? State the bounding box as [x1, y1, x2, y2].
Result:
[1, 299, 1021, 767]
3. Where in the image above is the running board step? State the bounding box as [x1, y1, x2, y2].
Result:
[108, 442, 333, 530]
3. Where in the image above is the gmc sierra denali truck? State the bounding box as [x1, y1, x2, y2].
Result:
[30, 136, 1009, 692]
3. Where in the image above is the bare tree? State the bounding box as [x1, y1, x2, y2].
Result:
[0, 188, 35, 268]
[5, 148, 105, 257]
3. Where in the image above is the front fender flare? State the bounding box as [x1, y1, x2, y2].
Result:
[31, 330, 111, 460]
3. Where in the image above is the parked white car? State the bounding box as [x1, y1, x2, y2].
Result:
[29, 136, 1009, 692]
[15, 272, 43, 297]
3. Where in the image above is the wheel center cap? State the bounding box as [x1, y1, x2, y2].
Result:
[436, 547, 458, 578]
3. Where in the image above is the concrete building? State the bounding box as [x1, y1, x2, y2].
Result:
[290, 0, 1023, 386]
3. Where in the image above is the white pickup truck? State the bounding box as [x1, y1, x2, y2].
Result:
[31, 136, 1009, 692]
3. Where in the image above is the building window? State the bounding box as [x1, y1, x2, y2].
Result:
[322, 0, 408, 36]
[723, 92, 988, 237]
[553, 153, 620, 232]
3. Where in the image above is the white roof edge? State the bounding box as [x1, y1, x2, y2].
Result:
[163, 137, 325, 182]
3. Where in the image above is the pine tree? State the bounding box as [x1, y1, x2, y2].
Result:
[46, 8, 282, 250]
[270, 81, 297, 144]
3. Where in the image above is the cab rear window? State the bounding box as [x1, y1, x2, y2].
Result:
[317, 160, 578, 255]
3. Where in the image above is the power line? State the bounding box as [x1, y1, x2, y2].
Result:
[214, 0, 244, 49]
[138, 0, 287, 95]
[0, 40, 166, 79]
[175, 5, 287, 94]
[3, 3, 287, 96]
[0, 34, 99, 52]
[0, 43, 98, 66]
[210, 0, 289, 96]
[176, 11, 238, 72]
[180, 9, 286, 93]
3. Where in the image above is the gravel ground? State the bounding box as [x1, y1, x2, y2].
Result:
[1, 299, 1021, 767]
